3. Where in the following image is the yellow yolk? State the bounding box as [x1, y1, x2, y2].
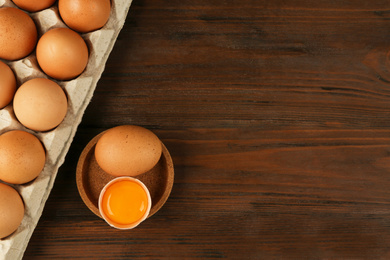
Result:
[101, 180, 149, 225]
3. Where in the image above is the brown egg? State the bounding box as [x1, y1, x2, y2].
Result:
[13, 78, 68, 132]
[0, 60, 17, 109]
[0, 130, 46, 185]
[36, 28, 89, 80]
[95, 125, 162, 177]
[0, 183, 24, 239]
[59, 0, 111, 33]
[12, 0, 57, 12]
[0, 7, 37, 61]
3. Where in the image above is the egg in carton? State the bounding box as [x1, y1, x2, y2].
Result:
[0, 0, 133, 259]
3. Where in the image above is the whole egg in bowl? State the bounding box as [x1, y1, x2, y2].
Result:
[95, 125, 163, 177]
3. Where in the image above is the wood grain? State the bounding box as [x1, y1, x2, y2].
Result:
[24, 0, 390, 259]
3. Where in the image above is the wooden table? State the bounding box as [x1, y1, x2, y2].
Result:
[24, 0, 390, 259]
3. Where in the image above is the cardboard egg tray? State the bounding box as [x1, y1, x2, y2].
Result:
[0, 0, 133, 259]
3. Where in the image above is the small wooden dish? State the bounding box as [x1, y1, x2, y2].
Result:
[76, 131, 174, 219]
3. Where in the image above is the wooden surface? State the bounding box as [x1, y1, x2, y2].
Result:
[24, 0, 390, 259]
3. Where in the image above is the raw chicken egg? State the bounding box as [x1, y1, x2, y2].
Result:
[95, 125, 162, 177]
[12, 0, 57, 12]
[0, 7, 38, 60]
[0, 183, 24, 239]
[36, 28, 89, 80]
[0, 60, 16, 109]
[59, 0, 111, 33]
[99, 177, 151, 229]
[13, 78, 68, 132]
[0, 130, 46, 185]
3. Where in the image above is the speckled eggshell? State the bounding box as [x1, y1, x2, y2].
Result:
[0, 183, 24, 239]
[11, 0, 57, 12]
[36, 28, 89, 80]
[0, 130, 46, 185]
[0, 60, 16, 109]
[95, 125, 163, 177]
[13, 78, 68, 132]
[59, 0, 111, 33]
[0, 7, 37, 60]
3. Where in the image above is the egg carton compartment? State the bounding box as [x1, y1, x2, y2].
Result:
[0, 0, 134, 259]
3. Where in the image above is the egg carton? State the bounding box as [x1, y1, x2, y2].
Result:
[0, 0, 133, 259]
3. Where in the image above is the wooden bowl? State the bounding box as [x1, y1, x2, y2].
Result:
[76, 131, 174, 219]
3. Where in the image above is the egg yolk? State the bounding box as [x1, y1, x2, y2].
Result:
[101, 180, 149, 225]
